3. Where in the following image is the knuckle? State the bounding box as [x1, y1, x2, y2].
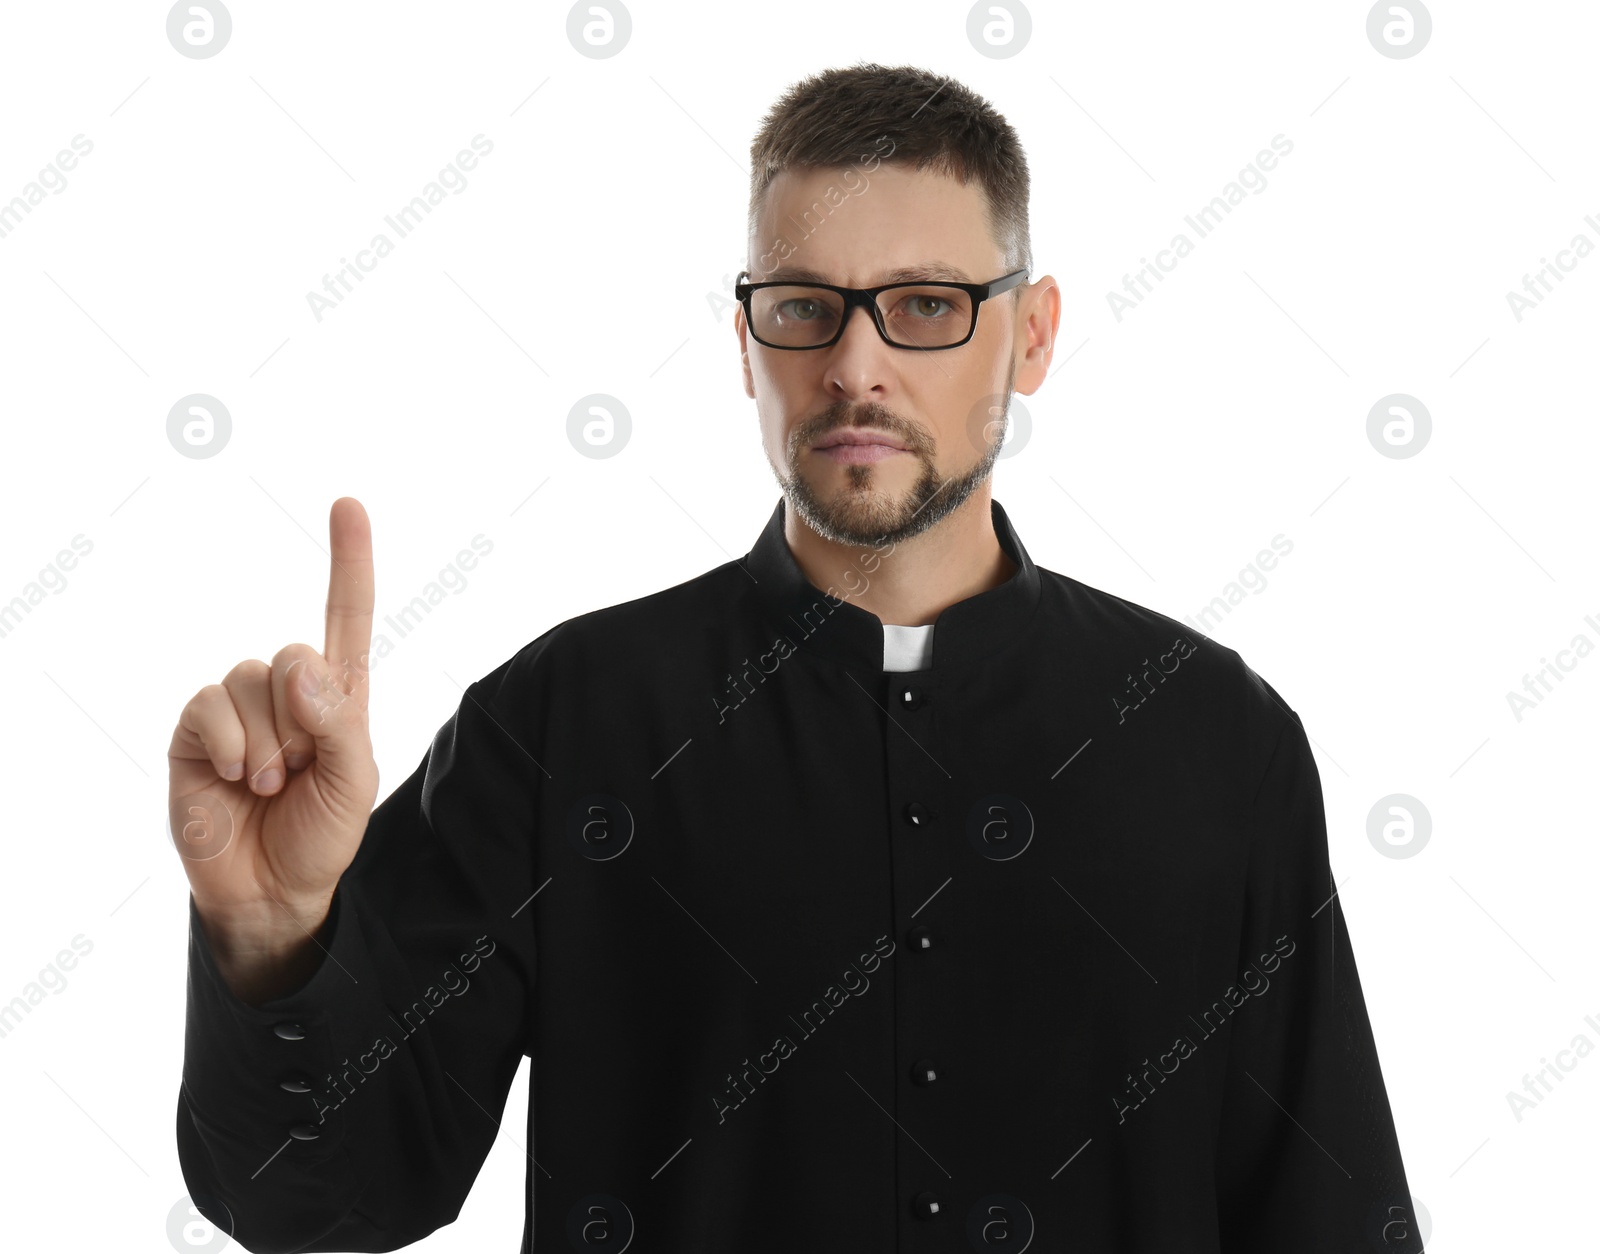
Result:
[186, 686, 236, 736]
[223, 657, 271, 686]
[272, 642, 319, 672]
[301, 682, 348, 727]
[190, 683, 230, 713]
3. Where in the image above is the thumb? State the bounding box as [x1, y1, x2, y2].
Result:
[287, 655, 371, 770]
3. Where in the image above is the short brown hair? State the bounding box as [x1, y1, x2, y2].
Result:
[747, 63, 1032, 284]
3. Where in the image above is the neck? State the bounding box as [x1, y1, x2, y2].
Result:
[783, 486, 1018, 627]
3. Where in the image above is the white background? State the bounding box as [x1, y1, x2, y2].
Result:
[0, 1, 1594, 1249]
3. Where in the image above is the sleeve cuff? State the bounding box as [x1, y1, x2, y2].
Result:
[180, 883, 384, 1163]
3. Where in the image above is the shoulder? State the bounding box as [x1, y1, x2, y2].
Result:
[476, 558, 748, 698]
[1036, 564, 1300, 761]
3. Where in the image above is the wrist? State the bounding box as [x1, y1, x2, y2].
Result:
[193, 890, 337, 1003]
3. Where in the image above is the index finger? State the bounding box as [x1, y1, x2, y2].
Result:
[324, 496, 375, 681]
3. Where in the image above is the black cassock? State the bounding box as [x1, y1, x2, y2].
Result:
[177, 496, 1422, 1252]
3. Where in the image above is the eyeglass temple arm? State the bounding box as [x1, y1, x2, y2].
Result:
[983, 269, 1029, 299]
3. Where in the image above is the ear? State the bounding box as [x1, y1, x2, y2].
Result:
[1011, 275, 1061, 397]
[735, 304, 755, 399]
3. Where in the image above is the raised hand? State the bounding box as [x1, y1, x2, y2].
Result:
[167, 497, 381, 1001]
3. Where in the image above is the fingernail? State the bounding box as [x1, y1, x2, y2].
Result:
[223, 761, 244, 780]
[285, 752, 312, 770]
[257, 769, 283, 792]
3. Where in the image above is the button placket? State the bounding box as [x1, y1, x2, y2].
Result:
[884, 669, 951, 1233]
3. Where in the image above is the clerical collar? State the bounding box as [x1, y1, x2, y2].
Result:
[743, 495, 1043, 674]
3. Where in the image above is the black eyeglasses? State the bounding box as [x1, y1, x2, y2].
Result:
[735, 268, 1028, 351]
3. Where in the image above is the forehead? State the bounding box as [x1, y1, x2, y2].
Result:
[749, 162, 998, 285]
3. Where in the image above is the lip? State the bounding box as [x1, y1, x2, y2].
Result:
[815, 442, 909, 464]
[812, 429, 913, 452]
[811, 426, 915, 465]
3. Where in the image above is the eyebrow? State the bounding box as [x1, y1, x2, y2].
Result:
[758, 262, 976, 285]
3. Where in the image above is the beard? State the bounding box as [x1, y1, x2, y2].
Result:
[769, 357, 1016, 549]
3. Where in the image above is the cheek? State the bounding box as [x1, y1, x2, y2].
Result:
[751, 391, 794, 465]
[751, 348, 809, 394]
[750, 356, 810, 429]
[922, 368, 998, 458]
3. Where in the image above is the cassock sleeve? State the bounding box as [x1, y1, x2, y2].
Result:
[1213, 705, 1423, 1252]
[176, 665, 537, 1253]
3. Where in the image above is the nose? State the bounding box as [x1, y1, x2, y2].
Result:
[824, 300, 895, 400]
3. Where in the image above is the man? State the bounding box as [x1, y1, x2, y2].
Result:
[173, 63, 1422, 1252]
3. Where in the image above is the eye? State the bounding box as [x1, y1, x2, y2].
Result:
[777, 298, 826, 321]
[901, 295, 953, 318]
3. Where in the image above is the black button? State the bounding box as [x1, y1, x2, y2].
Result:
[913, 1191, 943, 1221]
[272, 1022, 306, 1041]
[899, 685, 927, 710]
[907, 925, 934, 951]
[278, 1074, 313, 1093]
[904, 801, 935, 827]
[911, 1058, 940, 1086]
[288, 1123, 321, 1141]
